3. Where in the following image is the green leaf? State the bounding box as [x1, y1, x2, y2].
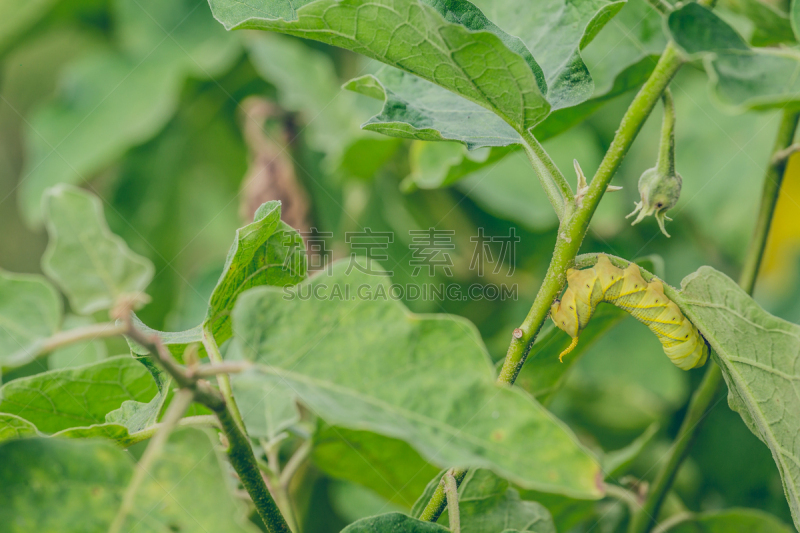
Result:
[668, 3, 748, 54]
[345, 68, 521, 150]
[668, 3, 800, 111]
[41, 185, 154, 315]
[209, 0, 550, 134]
[456, 469, 556, 532]
[0, 269, 61, 368]
[342, 512, 449, 533]
[312, 426, 440, 508]
[470, 0, 625, 111]
[721, 0, 795, 46]
[0, 413, 38, 442]
[661, 508, 794, 533]
[397, 0, 664, 189]
[206, 200, 306, 343]
[128, 201, 305, 360]
[48, 315, 108, 370]
[412, 469, 555, 532]
[341, 0, 626, 150]
[19, 0, 240, 225]
[676, 267, 800, 530]
[232, 261, 604, 498]
[0, 356, 158, 436]
[0, 429, 258, 532]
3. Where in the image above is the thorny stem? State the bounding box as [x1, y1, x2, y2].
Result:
[124, 317, 291, 533]
[420, 41, 686, 523]
[109, 388, 195, 533]
[627, 107, 800, 533]
[520, 128, 574, 221]
[202, 325, 247, 434]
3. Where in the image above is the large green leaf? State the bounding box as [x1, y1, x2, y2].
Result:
[209, 0, 550, 136]
[19, 0, 240, 225]
[668, 3, 800, 111]
[0, 429, 258, 532]
[675, 267, 800, 530]
[0, 356, 159, 440]
[0, 269, 61, 368]
[342, 513, 449, 533]
[413, 469, 556, 532]
[312, 425, 439, 508]
[341, 0, 625, 150]
[396, 0, 663, 189]
[0, 414, 38, 442]
[232, 261, 604, 498]
[661, 508, 794, 533]
[41, 185, 154, 315]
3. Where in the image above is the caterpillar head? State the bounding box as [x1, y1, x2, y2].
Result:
[627, 167, 682, 237]
[551, 289, 579, 338]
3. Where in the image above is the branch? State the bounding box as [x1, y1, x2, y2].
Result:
[520, 129, 573, 221]
[35, 322, 128, 357]
[123, 316, 292, 533]
[627, 108, 800, 533]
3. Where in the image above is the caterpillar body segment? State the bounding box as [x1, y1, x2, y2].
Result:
[550, 255, 708, 370]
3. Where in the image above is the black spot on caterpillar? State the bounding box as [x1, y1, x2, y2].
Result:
[550, 255, 708, 370]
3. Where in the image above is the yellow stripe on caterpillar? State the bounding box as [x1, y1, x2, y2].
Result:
[550, 254, 708, 370]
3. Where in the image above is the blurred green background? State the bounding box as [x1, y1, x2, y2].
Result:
[1, 0, 799, 530]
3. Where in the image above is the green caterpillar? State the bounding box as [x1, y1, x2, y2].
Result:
[550, 255, 708, 370]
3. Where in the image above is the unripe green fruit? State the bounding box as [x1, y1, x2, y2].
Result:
[628, 167, 682, 237]
[627, 89, 680, 237]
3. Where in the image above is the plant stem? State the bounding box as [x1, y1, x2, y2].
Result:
[422, 42, 686, 522]
[740, 109, 800, 294]
[202, 325, 247, 434]
[656, 89, 675, 176]
[520, 128, 573, 221]
[125, 317, 291, 533]
[419, 468, 467, 522]
[109, 388, 194, 533]
[37, 322, 128, 356]
[443, 471, 461, 533]
[627, 108, 800, 533]
[499, 42, 684, 385]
